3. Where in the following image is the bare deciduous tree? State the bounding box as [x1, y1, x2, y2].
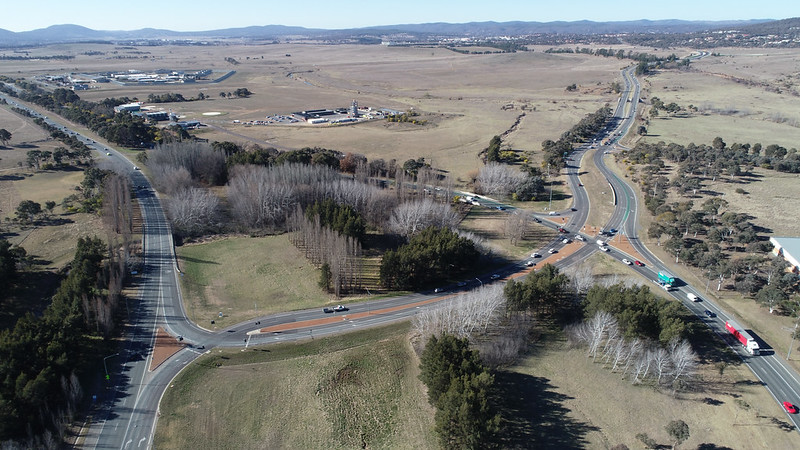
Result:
[388, 198, 459, 237]
[413, 284, 506, 340]
[166, 187, 220, 236]
[475, 162, 525, 197]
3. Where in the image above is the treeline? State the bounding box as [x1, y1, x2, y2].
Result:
[541, 105, 611, 169]
[0, 238, 26, 300]
[1, 81, 156, 148]
[0, 237, 124, 443]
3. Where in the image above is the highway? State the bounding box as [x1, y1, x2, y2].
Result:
[4, 54, 800, 447]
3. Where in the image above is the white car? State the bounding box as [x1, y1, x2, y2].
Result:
[525, 260, 535, 267]
[562, 238, 571, 244]
[622, 259, 632, 265]
[531, 252, 541, 258]
[548, 211, 558, 216]
[575, 235, 585, 242]
[548, 248, 557, 254]
[599, 246, 610, 252]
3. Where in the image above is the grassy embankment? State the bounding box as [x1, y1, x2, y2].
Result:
[155, 321, 438, 450]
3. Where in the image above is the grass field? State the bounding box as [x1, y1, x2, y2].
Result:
[177, 235, 330, 327]
[511, 333, 800, 449]
[154, 322, 437, 450]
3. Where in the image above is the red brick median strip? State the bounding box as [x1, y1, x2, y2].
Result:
[150, 327, 186, 371]
[255, 293, 463, 334]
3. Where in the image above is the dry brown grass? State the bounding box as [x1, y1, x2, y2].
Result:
[514, 338, 800, 448]
[155, 325, 436, 450]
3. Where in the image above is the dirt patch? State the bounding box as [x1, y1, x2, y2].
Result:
[150, 327, 186, 371]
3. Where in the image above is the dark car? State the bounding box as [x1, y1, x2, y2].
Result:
[490, 274, 501, 280]
[333, 305, 349, 312]
[704, 309, 716, 318]
[495, 206, 506, 211]
[323, 307, 334, 313]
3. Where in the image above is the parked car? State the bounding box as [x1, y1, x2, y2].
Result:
[634, 260, 644, 267]
[333, 305, 348, 312]
[704, 309, 716, 318]
[622, 259, 632, 265]
[783, 401, 798, 414]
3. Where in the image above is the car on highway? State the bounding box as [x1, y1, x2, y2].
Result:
[562, 238, 570, 244]
[490, 274, 501, 280]
[558, 227, 568, 233]
[548, 248, 557, 254]
[495, 206, 506, 211]
[575, 235, 585, 241]
[634, 260, 644, 267]
[548, 211, 558, 216]
[599, 246, 610, 252]
[570, 207, 578, 212]
[457, 281, 468, 287]
[133, 166, 140, 170]
[704, 309, 716, 318]
[333, 305, 349, 312]
[532, 217, 541, 223]
[323, 307, 334, 313]
[434, 288, 444, 293]
[531, 252, 541, 258]
[622, 259, 632, 265]
[525, 261, 535, 267]
[783, 401, 797, 414]
[106, 152, 111, 156]
[578, 183, 584, 186]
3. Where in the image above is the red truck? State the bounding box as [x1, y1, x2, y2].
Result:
[725, 320, 760, 355]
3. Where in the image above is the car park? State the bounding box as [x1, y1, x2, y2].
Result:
[548, 248, 557, 254]
[634, 260, 644, 267]
[783, 401, 797, 414]
[704, 309, 715, 318]
[622, 259, 632, 265]
[333, 305, 348, 312]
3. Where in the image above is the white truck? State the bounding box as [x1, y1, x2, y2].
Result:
[687, 293, 700, 302]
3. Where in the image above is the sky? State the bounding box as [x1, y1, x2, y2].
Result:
[2, 0, 800, 32]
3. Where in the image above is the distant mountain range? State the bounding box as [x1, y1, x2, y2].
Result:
[0, 18, 790, 47]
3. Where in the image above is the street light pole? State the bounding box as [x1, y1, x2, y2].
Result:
[475, 278, 483, 287]
[103, 353, 119, 381]
[547, 163, 553, 211]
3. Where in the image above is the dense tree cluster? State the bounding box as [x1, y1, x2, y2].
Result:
[380, 227, 478, 290]
[0, 237, 120, 442]
[503, 264, 570, 320]
[419, 334, 501, 449]
[147, 141, 228, 188]
[582, 284, 689, 344]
